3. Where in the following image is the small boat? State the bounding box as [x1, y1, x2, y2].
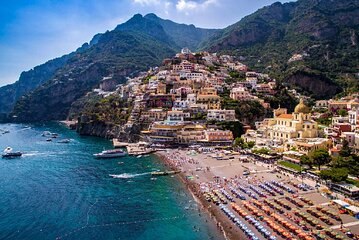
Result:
[46, 138, 52, 142]
[136, 155, 142, 158]
[2, 147, 22, 158]
[151, 170, 181, 176]
[42, 131, 52, 137]
[58, 139, 70, 143]
[118, 162, 124, 165]
[94, 149, 127, 159]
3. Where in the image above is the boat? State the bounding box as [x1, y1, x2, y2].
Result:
[118, 162, 124, 165]
[2, 147, 22, 158]
[151, 170, 181, 176]
[46, 138, 52, 142]
[94, 149, 127, 159]
[58, 139, 70, 143]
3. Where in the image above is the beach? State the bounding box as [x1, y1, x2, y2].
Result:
[156, 148, 359, 240]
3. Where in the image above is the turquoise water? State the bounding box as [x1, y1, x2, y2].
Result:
[0, 123, 222, 240]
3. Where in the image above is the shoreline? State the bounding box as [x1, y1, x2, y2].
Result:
[155, 151, 245, 240]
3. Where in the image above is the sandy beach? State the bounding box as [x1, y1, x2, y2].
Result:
[156, 148, 359, 240]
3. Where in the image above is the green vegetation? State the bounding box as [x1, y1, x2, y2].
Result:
[233, 137, 255, 149]
[80, 94, 131, 125]
[278, 161, 302, 172]
[310, 148, 331, 170]
[220, 95, 270, 126]
[320, 168, 348, 183]
[208, 121, 244, 139]
[201, 0, 359, 98]
[252, 148, 270, 155]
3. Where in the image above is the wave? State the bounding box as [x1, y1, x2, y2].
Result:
[109, 172, 152, 179]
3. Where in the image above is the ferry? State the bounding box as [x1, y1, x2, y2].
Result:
[94, 149, 127, 159]
[2, 147, 22, 158]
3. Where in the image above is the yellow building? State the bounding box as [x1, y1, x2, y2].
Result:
[177, 124, 206, 144]
[196, 94, 221, 110]
[264, 99, 318, 140]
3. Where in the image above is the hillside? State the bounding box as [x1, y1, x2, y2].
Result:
[201, 0, 359, 99]
[9, 14, 215, 122]
[12, 30, 175, 122]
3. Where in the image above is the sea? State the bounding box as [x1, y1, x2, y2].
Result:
[0, 123, 223, 240]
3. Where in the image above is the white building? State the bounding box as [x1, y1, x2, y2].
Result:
[167, 110, 190, 122]
[207, 109, 236, 122]
[230, 87, 253, 101]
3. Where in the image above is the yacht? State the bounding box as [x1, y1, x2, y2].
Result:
[2, 147, 22, 158]
[94, 149, 127, 159]
[58, 139, 70, 143]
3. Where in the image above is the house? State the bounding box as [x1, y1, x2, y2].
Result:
[207, 109, 236, 122]
[202, 129, 234, 144]
[167, 110, 190, 122]
[146, 94, 174, 108]
[230, 87, 253, 101]
[196, 94, 221, 110]
[177, 124, 206, 144]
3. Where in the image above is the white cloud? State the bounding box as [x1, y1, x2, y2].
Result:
[132, 0, 161, 6]
[176, 0, 217, 13]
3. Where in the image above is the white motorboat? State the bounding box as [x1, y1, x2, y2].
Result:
[94, 149, 127, 159]
[2, 147, 22, 158]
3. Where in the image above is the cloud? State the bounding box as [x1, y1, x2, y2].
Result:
[176, 0, 217, 13]
[132, 0, 161, 6]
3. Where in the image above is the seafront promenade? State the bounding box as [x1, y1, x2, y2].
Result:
[157, 149, 359, 240]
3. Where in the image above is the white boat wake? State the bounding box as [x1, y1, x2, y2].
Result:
[109, 172, 152, 179]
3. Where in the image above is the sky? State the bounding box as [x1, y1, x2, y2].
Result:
[0, 0, 292, 87]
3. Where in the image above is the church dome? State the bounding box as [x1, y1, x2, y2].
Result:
[294, 99, 310, 114]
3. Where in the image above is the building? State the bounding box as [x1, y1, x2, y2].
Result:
[315, 100, 329, 109]
[291, 138, 332, 154]
[177, 124, 206, 144]
[146, 94, 174, 109]
[243, 99, 319, 150]
[196, 94, 221, 110]
[207, 109, 236, 122]
[202, 129, 234, 144]
[329, 183, 359, 199]
[148, 122, 184, 143]
[348, 107, 359, 128]
[167, 110, 190, 122]
[230, 87, 253, 101]
[140, 108, 167, 122]
[264, 99, 318, 140]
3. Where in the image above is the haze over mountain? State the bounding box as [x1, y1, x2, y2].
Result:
[0, 0, 357, 122]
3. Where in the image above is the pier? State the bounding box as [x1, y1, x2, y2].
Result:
[112, 139, 129, 148]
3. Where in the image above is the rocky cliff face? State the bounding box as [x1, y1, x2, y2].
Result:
[285, 71, 342, 99]
[77, 117, 141, 141]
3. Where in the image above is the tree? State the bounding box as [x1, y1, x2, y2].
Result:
[234, 137, 244, 147]
[337, 109, 348, 117]
[320, 168, 348, 182]
[319, 169, 332, 181]
[310, 148, 331, 170]
[247, 141, 255, 149]
[339, 139, 352, 157]
[300, 155, 313, 168]
[331, 168, 348, 182]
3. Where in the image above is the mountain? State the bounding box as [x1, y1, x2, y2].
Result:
[10, 14, 216, 122]
[143, 13, 218, 50]
[0, 39, 96, 117]
[201, 0, 359, 99]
